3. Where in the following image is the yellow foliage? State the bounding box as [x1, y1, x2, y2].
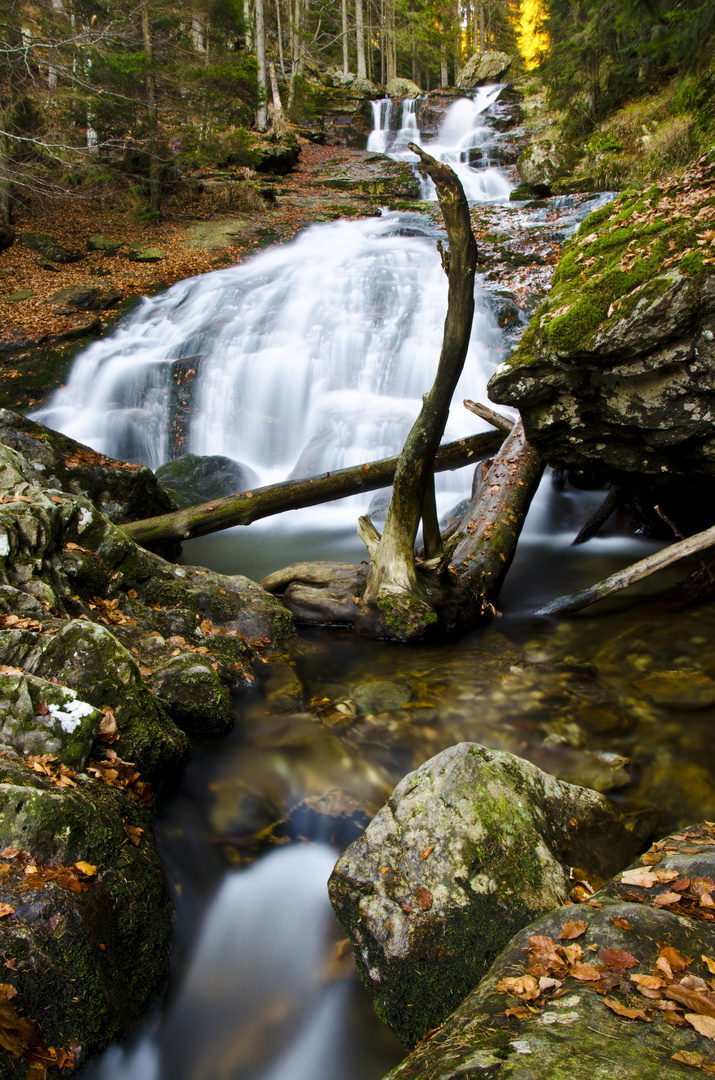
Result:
[518, 0, 549, 69]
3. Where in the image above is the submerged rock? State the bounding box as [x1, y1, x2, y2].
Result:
[382, 822, 715, 1080]
[328, 742, 657, 1048]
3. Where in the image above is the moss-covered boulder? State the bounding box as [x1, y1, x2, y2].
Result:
[382, 822, 715, 1080]
[147, 653, 235, 736]
[488, 152, 715, 490]
[155, 453, 259, 509]
[456, 50, 513, 88]
[517, 138, 570, 194]
[328, 742, 657, 1048]
[19, 233, 80, 265]
[0, 410, 177, 525]
[0, 756, 170, 1078]
[386, 78, 422, 98]
[0, 672, 101, 768]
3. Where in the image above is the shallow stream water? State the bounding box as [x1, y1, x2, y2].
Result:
[34, 87, 715, 1080]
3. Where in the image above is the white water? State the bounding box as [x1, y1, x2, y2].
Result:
[88, 846, 353, 1080]
[367, 85, 513, 202]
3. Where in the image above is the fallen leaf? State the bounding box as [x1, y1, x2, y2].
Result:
[621, 868, 658, 888]
[660, 945, 693, 972]
[599, 949, 639, 970]
[416, 886, 433, 911]
[687, 1014, 715, 1040]
[557, 919, 586, 940]
[497, 975, 540, 999]
[0, 905, 13, 918]
[603, 997, 653, 1021]
[74, 862, 97, 877]
[420, 846, 434, 860]
[611, 917, 632, 931]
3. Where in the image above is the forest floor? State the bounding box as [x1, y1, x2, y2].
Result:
[0, 139, 391, 351]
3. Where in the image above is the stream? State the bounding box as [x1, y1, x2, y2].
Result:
[33, 86, 715, 1079]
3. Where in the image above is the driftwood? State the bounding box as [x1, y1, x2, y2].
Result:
[463, 399, 513, 434]
[572, 485, 620, 546]
[355, 144, 479, 640]
[537, 522, 715, 617]
[449, 419, 544, 612]
[122, 431, 503, 549]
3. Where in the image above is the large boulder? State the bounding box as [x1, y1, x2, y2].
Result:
[19, 233, 80, 265]
[457, 50, 513, 88]
[386, 78, 422, 99]
[0, 410, 177, 524]
[517, 138, 569, 194]
[155, 453, 260, 509]
[0, 755, 171, 1078]
[381, 822, 715, 1080]
[328, 742, 657, 1048]
[488, 153, 715, 492]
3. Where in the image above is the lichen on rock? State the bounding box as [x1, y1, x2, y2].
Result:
[328, 742, 657, 1048]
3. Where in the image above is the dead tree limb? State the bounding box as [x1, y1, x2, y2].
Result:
[536, 523, 715, 617]
[449, 419, 544, 612]
[122, 431, 502, 549]
[572, 486, 620, 546]
[463, 399, 513, 434]
[355, 145, 478, 640]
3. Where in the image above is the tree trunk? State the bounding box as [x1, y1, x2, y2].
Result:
[255, 0, 268, 129]
[356, 0, 366, 78]
[355, 145, 477, 640]
[342, 0, 349, 74]
[244, 0, 254, 51]
[122, 431, 502, 548]
[275, 0, 287, 78]
[140, 0, 161, 215]
[449, 420, 544, 612]
[268, 62, 286, 136]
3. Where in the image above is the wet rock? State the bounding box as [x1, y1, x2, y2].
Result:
[0, 755, 171, 1072]
[456, 50, 513, 88]
[147, 653, 235, 737]
[632, 669, 715, 709]
[155, 453, 260, 509]
[51, 286, 122, 314]
[277, 789, 372, 847]
[20, 233, 81, 264]
[328, 742, 657, 1047]
[0, 409, 176, 524]
[382, 823, 715, 1080]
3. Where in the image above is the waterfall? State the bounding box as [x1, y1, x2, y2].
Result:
[366, 98, 393, 152]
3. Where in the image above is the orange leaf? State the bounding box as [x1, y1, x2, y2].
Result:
[557, 919, 586, 940]
[603, 997, 653, 1021]
[687, 1014, 715, 1040]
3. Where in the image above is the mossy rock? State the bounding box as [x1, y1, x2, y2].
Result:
[155, 453, 259, 509]
[147, 653, 235, 736]
[19, 233, 80, 265]
[383, 824, 715, 1080]
[329, 742, 657, 1048]
[0, 757, 170, 1077]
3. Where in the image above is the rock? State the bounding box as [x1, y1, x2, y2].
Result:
[0, 224, 15, 252]
[0, 672, 101, 768]
[20, 233, 80, 264]
[631, 669, 715, 709]
[349, 679, 411, 714]
[126, 247, 166, 263]
[276, 789, 372, 847]
[517, 139, 568, 194]
[252, 132, 301, 175]
[456, 50, 513, 88]
[34, 257, 61, 272]
[155, 453, 260, 509]
[487, 155, 715, 491]
[147, 653, 235, 736]
[6, 290, 36, 302]
[381, 822, 715, 1080]
[328, 742, 657, 1047]
[86, 234, 123, 256]
[0, 409, 177, 524]
[50, 286, 122, 314]
[0, 755, 171, 1071]
[386, 78, 422, 98]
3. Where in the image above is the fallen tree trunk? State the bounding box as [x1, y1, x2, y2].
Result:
[536, 522, 715, 617]
[449, 419, 544, 613]
[122, 431, 503, 549]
